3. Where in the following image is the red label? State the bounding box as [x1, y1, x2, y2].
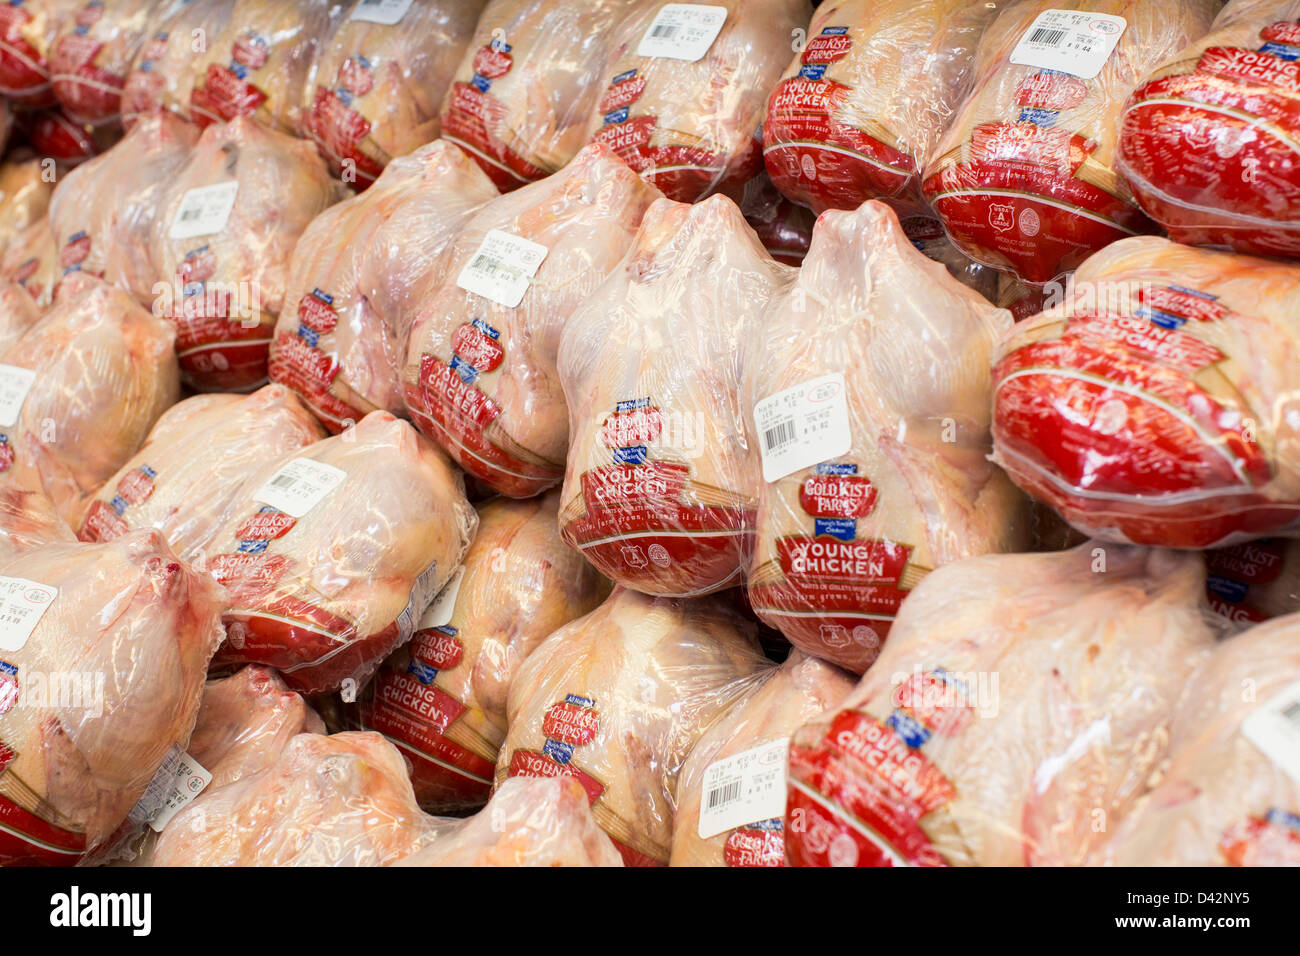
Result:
[75, 2, 104, 28]
[1067, 311, 1224, 374]
[297, 291, 339, 335]
[177, 248, 217, 284]
[234, 510, 297, 541]
[1138, 285, 1228, 325]
[374, 670, 466, 737]
[208, 552, 290, 592]
[599, 405, 662, 448]
[450, 323, 504, 373]
[78, 499, 128, 541]
[417, 354, 503, 431]
[0, 739, 12, 773]
[0, 671, 17, 716]
[891, 671, 974, 736]
[1220, 813, 1300, 866]
[777, 537, 911, 583]
[116, 468, 155, 505]
[0, 442, 13, 473]
[232, 34, 269, 70]
[472, 45, 512, 80]
[542, 700, 599, 746]
[580, 462, 689, 509]
[1207, 540, 1288, 585]
[338, 56, 373, 97]
[799, 474, 876, 519]
[599, 75, 647, 113]
[61, 234, 91, 269]
[724, 825, 786, 867]
[508, 749, 605, 805]
[1261, 21, 1300, 46]
[803, 32, 852, 64]
[1015, 72, 1086, 111]
[271, 331, 337, 389]
[191, 63, 269, 126]
[410, 628, 463, 672]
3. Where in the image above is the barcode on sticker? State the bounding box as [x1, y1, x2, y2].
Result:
[0, 364, 36, 428]
[1242, 678, 1300, 786]
[0, 576, 57, 653]
[753, 373, 852, 483]
[169, 180, 239, 240]
[350, 0, 413, 26]
[253, 458, 347, 518]
[456, 230, 549, 309]
[763, 420, 797, 454]
[1008, 9, 1127, 80]
[1028, 27, 1067, 46]
[636, 4, 728, 62]
[127, 745, 213, 832]
[707, 778, 741, 810]
[697, 738, 789, 840]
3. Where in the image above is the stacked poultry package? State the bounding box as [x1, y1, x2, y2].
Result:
[48, 0, 158, 127]
[121, 0, 237, 126]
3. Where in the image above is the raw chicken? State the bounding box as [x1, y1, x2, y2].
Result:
[0, 275, 180, 525]
[269, 139, 497, 432]
[671, 651, 854, 867]
[403, 143, 662, 497]
[302, 0, 485, 189]
[583, 0, 811, 202]
[991, 236, 1300, 549]
[0, 217, 58, 319]
[398, 777, 625, 867]
[1206, 539, 1300, 625]
[786, 543, 1218, 867]
[0, 530, 226, 864]
[204, 411, 477, 695]
[764, 0, 999, 215]
[497, 586, 767, 866]
[1091, 613, 1300, 866]
[744, 200, 1030, 674]
[439, 0, 633, 190]
[151, 731, 441, 866]
[77, 385, 325, 560]
[0, 485, 76, 559]
[348, 490, 609, 813]
[922, 0, 1219, 286]
[121, 0, 237, 126]
[739, 172, 815, 266]
[49, 0, 160, 126]
[0, 156, 55, 265]
[154, 116, 342, 392]
[1119, 0, 1300, 258]
[558, 195, 793, 596]
[0, 0, 79, 105]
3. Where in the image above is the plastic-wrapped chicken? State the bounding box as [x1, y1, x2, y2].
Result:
[154, 116, 341, 392]
[23, 103, 122, 166]
[204, 411, 476, 695]
[0, 486, 76, 559]
[1206, 540, 1300, 625]
[348, 490, 608, 813]
[47, 110, 198, 301]
[121, 0, 236, 126]
[0, 531, 225, 865]
[744, 201, 1030, 675]
[404, 143, 662, 498]
[0, 156, 55, 265]
[0, 0, 78, 105]
[671, 651, 853, 867]
[269, 140, 498, 433]
[0, 217, 57, 311]
[922, 0, 1219, 287]
[992, 236, 1300, 549]
[302, 0, 485, 189]
[1091, 613, 1300, 866]
[786, 543, 1217, 867]
[0, 275, 180, 525]
[582, 0, 810, 202]
[438, 0, 632, 191]
[151, 731, 441, 866]
[77, 385, 325, 559]
[398, 777, 624, 867]
[764, 0, 999, 216]
[558, 195, 793, 597]
[1119, 0, 1300, 258]
[739, 172, 815, 266]
[48, 0, 160, 126]
[901, 215, 1001, 301]
[497, 587, 767, 866]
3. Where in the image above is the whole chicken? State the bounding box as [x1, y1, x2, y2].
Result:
[121, 0, 237, 126]
[348, 490, 609, 812]
[204, 411, 477, 695]
[0, 531, 226, 864]
[786, 542, 1218, 867]
[49, 0, 160, 126]
[77, 385, 326, 560]
[269, 139, 497, 432]
[0, 0, 79, 105]
[302, 0, 485, 189]
[745, 200, 1030, 674]
[403, 142, 662, 498]
[558, 194, 794, 596]
[497, 586, 767, 866]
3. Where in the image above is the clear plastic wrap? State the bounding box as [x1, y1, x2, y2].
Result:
[558, 194, 793, 597]
[49, 0, 161, 126]
[0, 155, 55, 264]
[403, 142, 662, 498]
[1118, 0, 1300, 258]
[0, 274, 180, 525]
[744, 200, 1030, 675]
[785, 542, 1218, 867]
[0, 0, 79, 105]
[0, 530, 226, 865]
[269, 139, 498, 433]
[346, 489, 609, 813]
[76, 385, 326, 559]
[496, 586, 767, 866]
[1091, 613, 1300, 866]
[203, 410, 477, 695]
[764, 0, 1000, 216]
[922, 0, 1220, 287]
[739, 171, 815, 266]
[438, 0, 633, 191]
[0, 216, 58, 312]
[154, 115, 342, 392]
[671, 650, 853, 867]
[901, 214, 1002, 301]
[1206, 539, 1300, 624]
[991, 235, 1300, 549]
[121, 0, 236, 127]
[302, 0, 486, 189]
[0, 485, 76, 560]
[583, 0, 811, 202]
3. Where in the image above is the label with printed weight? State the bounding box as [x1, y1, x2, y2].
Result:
[349, 0, 413, 26]
[697, 737, 790, 839]
[456, 230, 549, 309]
[0, 364, 36, 428]
[253, 458, 347, 518]
[169, 180, 240, 240]
[419, 566, 464, 630]
[0, 577, 58, 653]
[1009, 9, 1127, 80]
[754, 373, 852, 483]
[1242, 679, 1300, 786]
[127, 745, 214, 832]
[636, 4, 728, 63]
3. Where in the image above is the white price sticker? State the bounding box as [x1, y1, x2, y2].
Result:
[753, 373, 852, 483]
[1008, 10, 1127, 80]
[419, 566, 464, 630]
[1243, 679, 1300, 786]
[253, 458, 347, 518]
[128, 745, 214, 833]
[350, 0, 414, 26]
[456, 230, 550, 309]
[0, 364, 36, 428]
[637, 4, 728, 62]
[0, 576, 58, 653]
[169, 180, 239, 240]
[697, 738, 789, 840]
